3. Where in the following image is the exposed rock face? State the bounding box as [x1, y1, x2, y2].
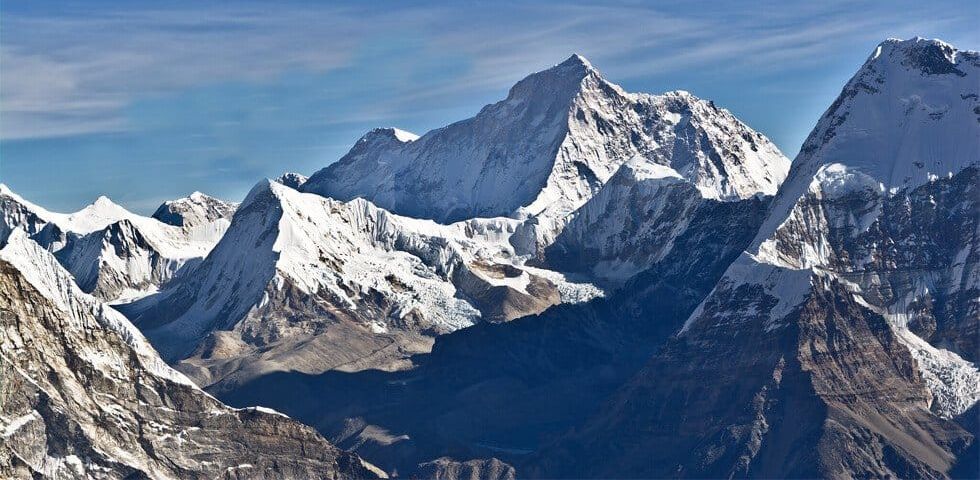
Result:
[527, 37, 979, 478]
[303, 54, 788, 253]
[759, 165, 979, 371]
[532, 276, 972, 478]
[415, 457, 516, 480]
[0, 231, 382, 480]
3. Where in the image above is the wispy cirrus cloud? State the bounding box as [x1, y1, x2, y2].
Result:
[1, 5, 371, 139]
[3, 0, 974, 141]
[0, 0, 975, 212]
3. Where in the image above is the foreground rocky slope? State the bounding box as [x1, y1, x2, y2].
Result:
[0, 230, 382, 479]
[531, 37, 980, 478]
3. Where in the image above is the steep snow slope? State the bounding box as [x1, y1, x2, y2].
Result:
[756, 37, 980, 253]
[0, 186, 232, 301]
[122, 180, 597, 388]
[548, 156, 773, 282]
[0, 230, 382, 479]
[533, 38, 978, 478]
[747, 37, 980, 380]
[303, 55, 788, 253]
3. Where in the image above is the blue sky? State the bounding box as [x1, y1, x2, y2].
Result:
[1, 0, 976, 213]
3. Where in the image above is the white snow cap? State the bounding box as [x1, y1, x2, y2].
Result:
[561, 53, 594, 69]
[750, 36, 979, 253]
[303, 51, 788, 237]
[390, 128, 419, 143]
[360, 127, 419, 144]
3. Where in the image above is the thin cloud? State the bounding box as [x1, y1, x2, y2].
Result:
[0, 0, 976, 143]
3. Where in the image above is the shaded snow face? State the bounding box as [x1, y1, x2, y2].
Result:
[548, 157, 776, 283]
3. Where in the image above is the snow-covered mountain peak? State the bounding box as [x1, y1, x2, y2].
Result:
[0, 185, 126, 235]
[303, 54, 788, 255]
[873, 37, 967, 75]
[0, 183, 60, 222]
[59, 196, 134, 234]
[152, 190, 238, 228]
[664, 89, 693, 97]
[628, 89, 789, 200]
[93, 194, 116, 207]
[753, 38, 979, 254]
[503, 52, 613, 108]
[675, 38, 980, 424]
[361, 127, 419, 144]
[241, 177, 277, 206]
[0, 186, 234, 302]
[326, 127, 422, 174]
[564, 53, 593, 68]
[390, 127, 420, 142]
[541, 52, 595, 78]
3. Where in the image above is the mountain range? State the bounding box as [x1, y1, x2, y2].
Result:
[0, 37, 976, 479]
